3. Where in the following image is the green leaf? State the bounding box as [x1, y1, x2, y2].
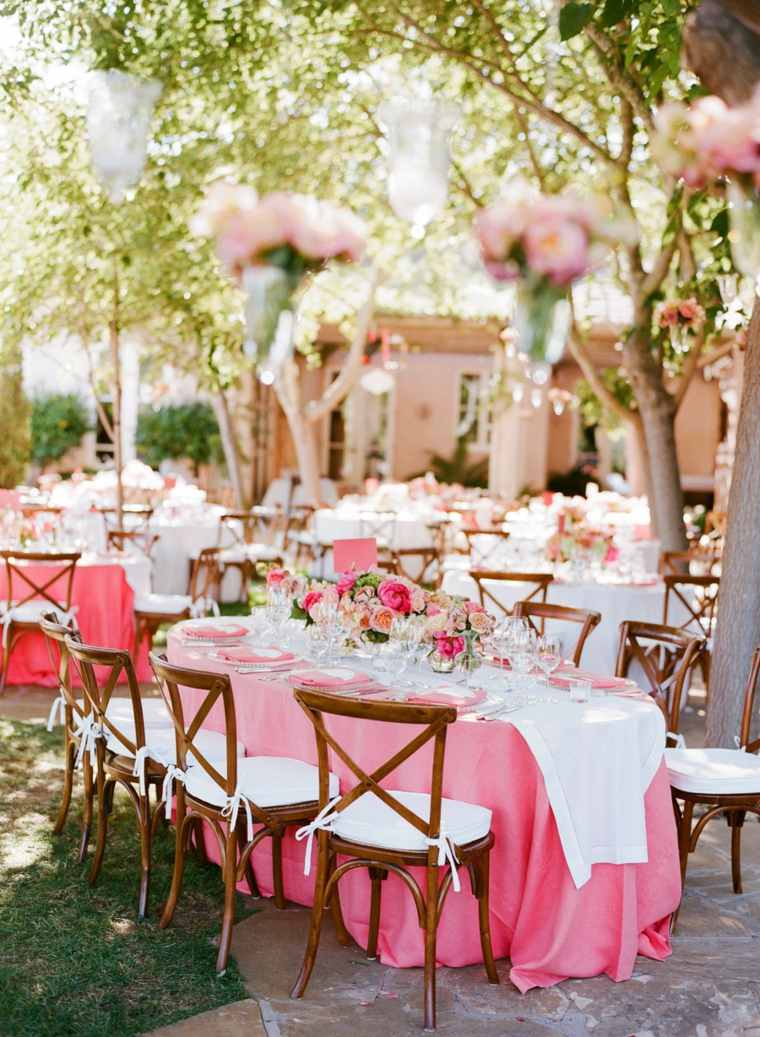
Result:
[559, 2, 594, 40]
[600, 0, 635, 27]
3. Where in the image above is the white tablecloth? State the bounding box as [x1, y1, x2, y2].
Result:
[442, 570, 674, 675]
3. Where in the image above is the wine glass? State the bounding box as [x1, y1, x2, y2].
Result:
[536, 635, 562, 688]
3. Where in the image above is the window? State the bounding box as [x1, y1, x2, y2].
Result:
[457, 372, 491, 449]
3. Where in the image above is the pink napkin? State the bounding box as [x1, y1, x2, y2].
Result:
[216, 646, 295, 664]
[291, 667, 372, 688]
[550, 673, 632, 690]
[406, 687, 488, 712]
[184, 623, 249, 640]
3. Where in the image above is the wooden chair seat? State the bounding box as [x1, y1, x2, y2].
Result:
[185, 755, 338, 811]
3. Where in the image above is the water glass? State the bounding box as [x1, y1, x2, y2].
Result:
[569, 678, 592, 703]
[536, 635, 562, 686]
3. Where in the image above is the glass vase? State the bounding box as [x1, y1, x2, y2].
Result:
[513, 279, 571, 363]
[727, 179, 760, 284]
[241, 265, 298, 384]
[429, 650, 455, 674]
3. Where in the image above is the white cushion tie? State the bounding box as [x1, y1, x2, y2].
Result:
[46, 693, 66, 732]
[221, 785, 255, 842]
[735, 735, 746, 751]
[132, 744, 170, 797]
[161, 764, 189, 819]
[73, 713, 106, 770]
[667, 731, 686, 749]
[190, 597, 220, 618]
[295, 795, 342, 876]
[426, 833, 462, 893]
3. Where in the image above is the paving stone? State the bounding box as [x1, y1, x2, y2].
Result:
[142, 999, 266, 1037]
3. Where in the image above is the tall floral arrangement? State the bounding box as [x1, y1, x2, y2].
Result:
[336, 570, 428, 643]
[192, 183, 367, 380]
[474, 187, 620, 362]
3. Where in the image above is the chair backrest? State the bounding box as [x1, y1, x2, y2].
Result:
[0, 550, 80, 612]
[107, 528, 160, 561]
[663, 573, 720, 639]
[740, 647, 760, 752]
[283, 505, 316, 549]
[614, 620, 705, 736]
[387, 546, 441, 587]
[358, 510, 397, 546]
[40, 611, 84, 723]
[294, 689, 457, 849]
[65, 636, 146, 759]
[513, 600, 601, 667]
[219, 511, 258, 547]
[463, 529, 511, 570]
[149, 652, 238, 796]
[189, 546, 223, 604]
[470, 570, 553, 619]
[98, 504, 154, 534]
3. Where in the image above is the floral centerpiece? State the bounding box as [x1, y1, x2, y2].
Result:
[654, 90, 760, 278]
[655, 297, 706, 353]
[335, 570, 428, 643]
[425, 597, 496, 668]
[192, 183, 366, 381]
[546, 527, 613, 567]
[474, 186, 619, 362]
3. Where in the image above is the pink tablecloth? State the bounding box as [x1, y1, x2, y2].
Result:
[1, 560, 150, 686]
[168, 633, 680, 993]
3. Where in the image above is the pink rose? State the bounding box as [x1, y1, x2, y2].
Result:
[523, 218, 590, 285]
[302, 590, 323, 616]
[336, 572, 358, 596]
[464, 601, 485, 614]
[410, 588, 427, 613]
[266, 568, 287, 586]
[434, 633, 466, 660]
[369, 605, 394, 635]
[377, 579, 413, 615]
[426, 603, 442, 617]
[469, 610, 493, 635]
[354, 585, 376, 605]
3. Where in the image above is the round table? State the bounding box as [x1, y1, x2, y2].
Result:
[167, 625, 680, 993]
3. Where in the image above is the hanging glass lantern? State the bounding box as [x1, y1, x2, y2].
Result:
[727, 180, 760, 289]
[378, 96, 458, 231]
[87, 70, 162, 202]
[361, 367, 395, 396]
[513, 281, 570, 364]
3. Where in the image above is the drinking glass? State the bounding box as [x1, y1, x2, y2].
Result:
[536, 635, 562, 687]
[569, 678, 592, 703]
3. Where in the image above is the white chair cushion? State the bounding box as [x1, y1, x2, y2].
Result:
[666, 747, 760, 795]
[134, 593, 191, 616]
[104, 724, 242, 765]
[186, 755, 338, 809]
[103, 697, 172, 728]
[220, 545, 280, 563]
[330, 790, 492, 853]
[3, 601, 55, 623]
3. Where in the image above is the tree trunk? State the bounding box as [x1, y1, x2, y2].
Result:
[109, 267, 123, 527]
[212, 390, 247, 509]
[280, 399, 321, 505]
[637, 391, 687, 551]
[707, 300, 760, 745]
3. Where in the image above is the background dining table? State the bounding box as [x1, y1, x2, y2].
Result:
[167, 625, 681, 994]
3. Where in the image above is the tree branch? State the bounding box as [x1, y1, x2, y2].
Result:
[672, 329, 706, 411]
[451, 157, 483, 207]
[584, 23, 654, 130]
[304, 269, 379, 424]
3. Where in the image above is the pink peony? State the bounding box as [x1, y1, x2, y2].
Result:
[523, 218, 590, 285]
[434, 633, 466, 660]
[336, 572, 358, 596]
[377, 579, 413, 615]
[302, 590, 324, 615]
[266, 568, 287, 586]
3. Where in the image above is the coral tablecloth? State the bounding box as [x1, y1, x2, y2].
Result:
[167, 631, 681, 992]
[1, 557, 151, 686]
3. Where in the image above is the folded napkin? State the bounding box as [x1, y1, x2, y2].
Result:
[550, 673, 632, 690]
[406, 686, 488, 712]
[216, 646, 295, 664]
[184, 621, 249, 640]
[291, 667, 372, 689]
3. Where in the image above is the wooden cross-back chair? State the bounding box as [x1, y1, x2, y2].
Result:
[283, 505, 329, 572]
[663, 573, 719, 692]
[107, 528, 161, 563]
[134, 546, 222, 658]
[0, 549, 81, 693]
[513, 600, 601, 668]
[614, 620, 705, 744]
[470, 570, 554, 621]
[669, 647, 760, 921]
[381, 546, 441, 588]
[150, 653, 329, 974]
[39, 612, 92, 860]
[216, 511, 283, 601]
[64, 636, 163, 919]
[660, 545, 721, 577]
[358, 510, 397, 549]
[97, 504, 154, 535]
[463, 529, 511, 570]
[290, 689, 498, 1031]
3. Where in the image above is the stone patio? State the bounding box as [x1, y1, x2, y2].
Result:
[7, 688, 760, 1036]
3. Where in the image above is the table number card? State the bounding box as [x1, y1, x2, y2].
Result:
[333, 537, 378, 572]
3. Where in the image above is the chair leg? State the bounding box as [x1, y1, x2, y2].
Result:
[471, 852, 499, 984]
[729, 810, 746, 894]
[79, 755, 95, 863]
[234, 815, 261, 898]
[290, 834, 330, 999]
[671, 796, 694, 933]
[160, 799, 188, 929]
[328, 852, 352, 947]
[423, 865, 439, 1031]
[53, 735, 76, 835]
[89, 773, 113, 885]
[366, 866, 386, 959]
[216, 829, 239, 975]
[0, 627, 19, 694]
[272, 828, 286, 909]
[137, 792, 152, 921]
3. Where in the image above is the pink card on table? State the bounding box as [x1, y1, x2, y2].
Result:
[0, 490, 20, 508]
[333, 537, 378, 573]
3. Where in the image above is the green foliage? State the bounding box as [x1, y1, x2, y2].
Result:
[0, 344, 30, 487]
[30, 392, 89, 467]
[136, 401, 222, 470]
[575, 370, 637, 430]
[418, 438, 489, 488]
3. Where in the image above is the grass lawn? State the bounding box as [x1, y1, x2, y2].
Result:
[0, 716, 254, 1037]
